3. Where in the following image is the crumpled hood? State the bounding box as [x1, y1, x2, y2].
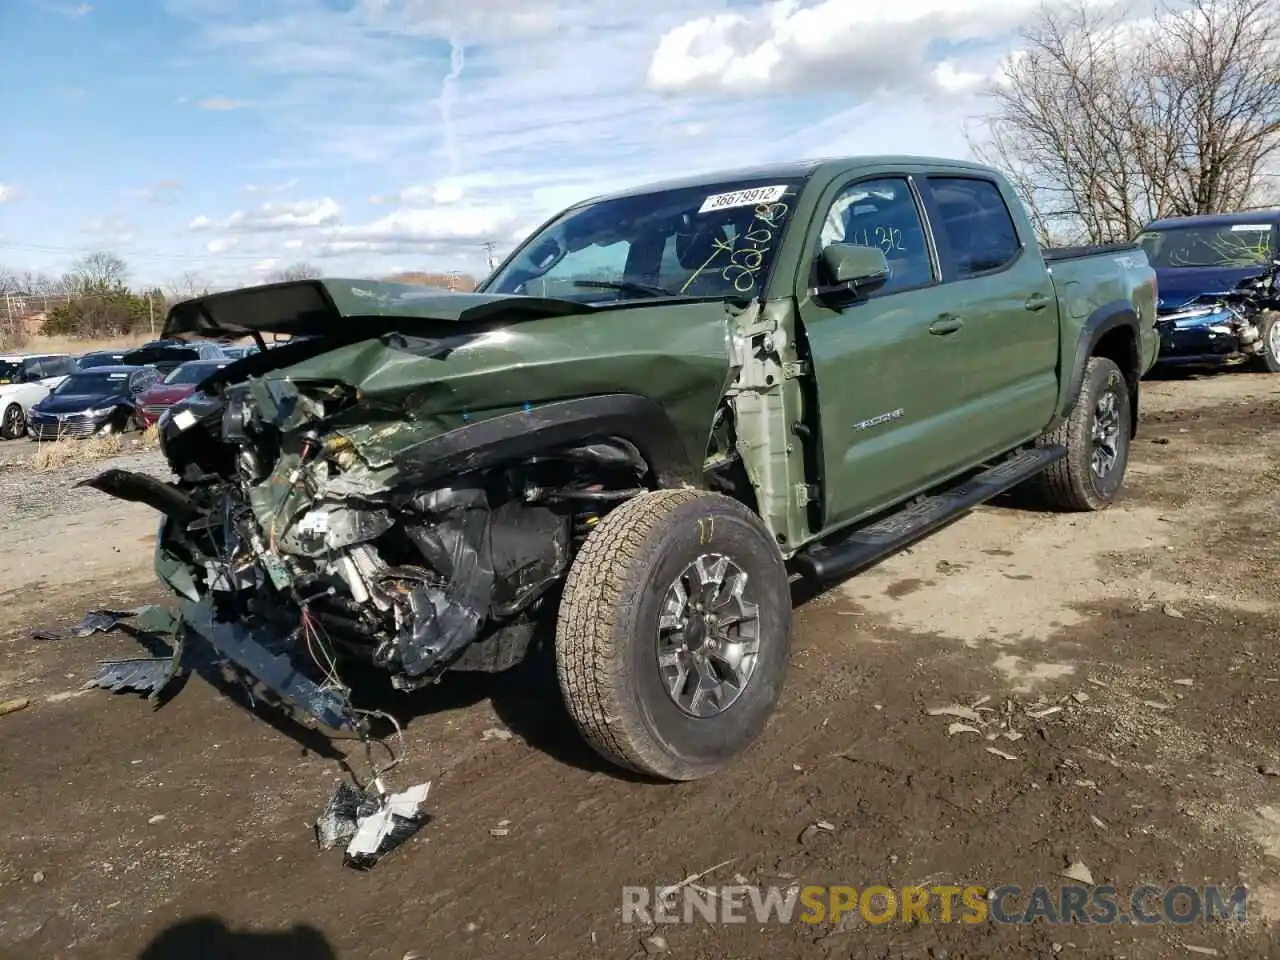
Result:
[163, 278, 597, 340]
[158, 289, 741, 529]
[1155, 265, 1270, 312]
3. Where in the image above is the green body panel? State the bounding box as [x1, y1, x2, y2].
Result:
[167, 155, 1156, 560]
[248, 300, 734, 482]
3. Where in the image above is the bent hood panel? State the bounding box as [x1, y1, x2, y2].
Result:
[262, 301, 736, 475]
[163, 278, 596, 340]
[1155, 265, 1269, 311]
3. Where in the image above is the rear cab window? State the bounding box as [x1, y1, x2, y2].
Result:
[923, 176, 1024, 280]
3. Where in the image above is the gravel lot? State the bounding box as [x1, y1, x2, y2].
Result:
[1, 373, 1279, 960]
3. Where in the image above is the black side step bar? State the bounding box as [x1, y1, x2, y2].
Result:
[792, 445, 1066, 583]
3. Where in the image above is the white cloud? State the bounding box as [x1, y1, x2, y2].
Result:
[188, 197, 343, 233]
[0, 183, 14, 202]
[205, 237, 240, 253]
[646, 0, 1115, 96]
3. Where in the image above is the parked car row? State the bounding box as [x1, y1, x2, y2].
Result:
[0, 338, 262, 441]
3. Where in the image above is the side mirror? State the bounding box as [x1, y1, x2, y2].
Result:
[822, 243, 890, 289]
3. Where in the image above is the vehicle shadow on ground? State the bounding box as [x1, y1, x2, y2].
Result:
[135, 915, 335, 959]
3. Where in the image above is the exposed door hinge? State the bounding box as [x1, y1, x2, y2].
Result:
[795, 482, 819, 505]
[783, 360, 810, 379]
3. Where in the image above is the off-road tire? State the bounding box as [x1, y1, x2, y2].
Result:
[1032, 356, 1132, 512]
[0, 403, 24, 440]
[555, 488, 792, 781]
[1251, 310, 1280, 373]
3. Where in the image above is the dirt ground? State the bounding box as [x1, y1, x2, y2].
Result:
[2, 371, 1279, 960]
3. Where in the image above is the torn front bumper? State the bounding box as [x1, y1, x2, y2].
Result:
[179, 596, 355, 730]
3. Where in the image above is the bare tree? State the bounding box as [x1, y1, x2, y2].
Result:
[968, 0, 1280, 245]
[68, 251, 130, 293]
[166, 270, 212, 302]
[265, 261, 323, 283]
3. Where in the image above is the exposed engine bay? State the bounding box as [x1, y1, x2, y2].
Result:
[90, 371, 654, 712]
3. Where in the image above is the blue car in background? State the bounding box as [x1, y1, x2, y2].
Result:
[1135, 211, 1280, 372]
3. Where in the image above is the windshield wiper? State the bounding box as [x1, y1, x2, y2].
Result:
[572, 280, 677, 298]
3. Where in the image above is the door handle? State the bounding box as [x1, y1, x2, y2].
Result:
[1025, 292, 1051, 312]
[929, 314, 964, 335]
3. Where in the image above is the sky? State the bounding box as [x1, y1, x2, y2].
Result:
[0, 0, 1083, 290]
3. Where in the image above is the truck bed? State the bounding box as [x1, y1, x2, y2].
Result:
[1042, 242, 1140, 263]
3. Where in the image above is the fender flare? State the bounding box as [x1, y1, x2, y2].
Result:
[389, 393, 700, 489]
[1051, 301, 1141, 434]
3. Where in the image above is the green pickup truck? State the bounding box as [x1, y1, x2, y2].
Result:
[91, 156, 1158, 784]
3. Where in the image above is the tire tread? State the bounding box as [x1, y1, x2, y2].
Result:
[555, 488, 759, 780]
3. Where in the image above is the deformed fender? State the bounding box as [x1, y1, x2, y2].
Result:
[1051, 301, 1142, 436]
[78, 469, 204, 525]
[388, 393, 700, 489]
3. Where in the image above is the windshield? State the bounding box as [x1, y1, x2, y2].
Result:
[78, 353, 124, 369]
[164, 361, 225, 385]
[51, 371, 132, 396]
[483, 177, 808, 302]
[1136, 223, 1275, 268]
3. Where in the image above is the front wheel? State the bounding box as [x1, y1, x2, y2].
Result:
[0, 404, 25, 440]
[1251, 311, 1280, 373]
[1032, 356, 1132, 511]
[555, 488, 793, 781]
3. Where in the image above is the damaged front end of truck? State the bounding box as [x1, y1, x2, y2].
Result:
[83, 278, 734, 731]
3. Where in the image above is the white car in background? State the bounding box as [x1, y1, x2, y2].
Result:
[0, 353, 79, 439]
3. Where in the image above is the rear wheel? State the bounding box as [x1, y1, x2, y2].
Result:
[1251, 311, 1280, 373]
[0, 404, 25, 440]
[555, 488, 792, 781]
[1032, 356, 1132, 511]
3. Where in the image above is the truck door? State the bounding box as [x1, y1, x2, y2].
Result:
[917, 175, 1059, 456]
[796, 173, 981, 528]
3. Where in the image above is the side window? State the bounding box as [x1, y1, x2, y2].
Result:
[23, 358, 49, 380]
[49, 357, 75, 376]
[816, 177, 933, 294]
[927, 177, 1021, 278]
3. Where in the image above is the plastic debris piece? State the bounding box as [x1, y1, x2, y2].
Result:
[0, 697, 30, 718]
[32, 608, 138, 641]
[985, 747, 1019, 761]
[1027, 705, 1064, 719]
[947, 722, 982, 736]
[1162, 604, 1185, 619]
[1061, 861, 1094, 885]
[316, 781, 371, 851]
[84, 658, 176, 696]
[1173, 678, 1194, 686]
[343, 782, 431, 870]
[480, 727, 513, 742]
[642, 934, 669, 954]
[926, 704, 983, 722]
